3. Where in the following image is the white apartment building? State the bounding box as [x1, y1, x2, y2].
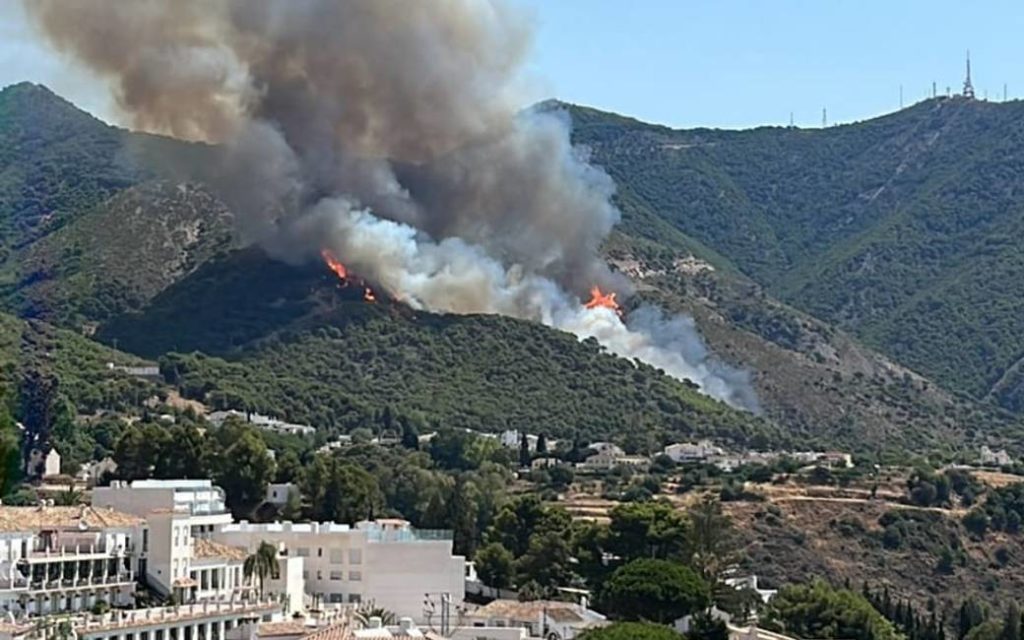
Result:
[93, 480, 238, 601]
[215, 518, 464, 623]
[0, 505, 140, 617]
[93, 480, 465, 626]
[0, 485, 294, 640]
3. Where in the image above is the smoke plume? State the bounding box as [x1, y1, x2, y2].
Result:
[24, 0, 760, 412]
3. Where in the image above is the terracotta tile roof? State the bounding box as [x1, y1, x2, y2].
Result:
[257, 621, 312, 637]
[0, 622, 33, 636]
[470, 599, 586, 623]
[0, 506, 142, 532]
[193, 538, 249, 562]
[304, 622, 352, 640]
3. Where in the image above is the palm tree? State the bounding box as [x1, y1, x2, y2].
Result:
[243, 541, 278, 597]
[53, 486, 84, 506]
[354, 601, 397, 627]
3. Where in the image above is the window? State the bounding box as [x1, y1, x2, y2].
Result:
[348, 594, 361, 604]
[328, 593, 344, 603]
[329, 549, 344, 564]
[329, 571, 342, 581]
[296, 548, 310, 557]
[348, 549, 362, 565]
[317, 548, 323, 557]
[316, 570, 323, 581]
[348, 571, 361, 581]
[142, 529, 149, 553]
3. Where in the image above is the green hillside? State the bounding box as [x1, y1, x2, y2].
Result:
[98, 248, 777, 448]
[568, 97, 1024, 411]
[3, 81, 1024, 455]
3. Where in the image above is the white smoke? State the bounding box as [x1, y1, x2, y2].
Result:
[294, 194, 762, 413]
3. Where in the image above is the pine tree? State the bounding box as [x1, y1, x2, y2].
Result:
[959, 598, 985, 640]
[1002, 603, 1021, 640]
[519, 432, 531, 468]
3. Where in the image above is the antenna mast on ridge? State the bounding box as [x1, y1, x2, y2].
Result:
[963, 50, 976, 99]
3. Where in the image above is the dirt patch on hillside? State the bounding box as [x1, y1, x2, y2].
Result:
[729, 498, 1024, 615]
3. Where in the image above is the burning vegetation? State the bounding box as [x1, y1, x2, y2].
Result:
[321, 248, 379, 303]
[583, 286, 622, 316]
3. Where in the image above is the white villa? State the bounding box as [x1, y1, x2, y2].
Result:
[575, 443, 649, 471]
[206, 411, 316, 438]
[980, 446, 1013, 467]
[663, 440, 725, 464]
[465, 599, 607, 639]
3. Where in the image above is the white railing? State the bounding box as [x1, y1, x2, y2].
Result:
[71, 596, 282, 632]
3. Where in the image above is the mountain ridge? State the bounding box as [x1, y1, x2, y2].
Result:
[567, 96, 1024, 414]
[1, 81, 1021, 454]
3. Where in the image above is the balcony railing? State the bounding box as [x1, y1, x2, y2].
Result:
[71, 597, 283, 633]
[364, 527, 453, 543]
[27, 543, 131, 559]
[5, 572, 135, 592]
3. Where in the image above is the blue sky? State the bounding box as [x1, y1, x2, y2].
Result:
[3, 1, 1024, 130]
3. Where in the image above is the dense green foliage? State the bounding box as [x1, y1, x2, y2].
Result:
[599, 559, 710, 623]
[568, 98, 1024, 412]
[863, 584, 946, 640]
[763, 580, 900, 640]
[964, 482, 1024, 536]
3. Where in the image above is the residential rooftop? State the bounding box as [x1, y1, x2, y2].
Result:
[194, 538, 249, 562]
[0, 505, 142, 532]
[469, 599, 597, 623]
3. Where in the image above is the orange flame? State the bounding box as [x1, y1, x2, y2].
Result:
[583, 286, 622, 316]
[363, 287, 377, 303]
[320, 248, 348, 281]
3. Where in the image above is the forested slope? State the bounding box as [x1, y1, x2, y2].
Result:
[568, 97, 1024, 411]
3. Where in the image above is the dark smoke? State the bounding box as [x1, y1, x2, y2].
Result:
[24, 0, 760, 412]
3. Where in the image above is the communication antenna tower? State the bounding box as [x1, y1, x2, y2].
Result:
[962, 49, 975, 99]
[822, 107, 827, 128]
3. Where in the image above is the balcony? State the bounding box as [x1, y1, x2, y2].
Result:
[26, 544, 129, 561]
[71, 596, 283, 633]
[0, 571, 135, 593]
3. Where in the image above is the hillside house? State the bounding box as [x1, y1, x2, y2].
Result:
[265, 483, 298, 506]
[664, 440, 725, 463]
[466, 599, 607, 640]
[208, 410, 316, 437]
[980, 446, 1012, 467]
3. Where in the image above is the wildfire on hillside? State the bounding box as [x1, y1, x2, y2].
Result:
[321, 248, 380, 303]
[320, 248, 348, 281]
[583, 286, 622, 316]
